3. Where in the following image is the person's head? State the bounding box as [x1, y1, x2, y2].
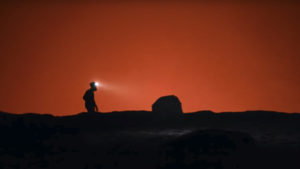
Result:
[90, 82, 98, 91]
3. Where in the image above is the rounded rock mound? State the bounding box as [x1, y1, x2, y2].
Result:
[152, 95, 183, 117]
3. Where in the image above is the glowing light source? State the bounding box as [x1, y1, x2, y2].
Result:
[95, 82, 99, 87]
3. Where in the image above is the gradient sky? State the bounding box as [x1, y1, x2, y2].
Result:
[0, 1, 299, 115]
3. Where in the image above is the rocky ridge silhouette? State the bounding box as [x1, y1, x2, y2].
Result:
[0, 95, 300, 169]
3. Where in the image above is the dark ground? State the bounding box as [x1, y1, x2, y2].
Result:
[0, 110, 300, 169]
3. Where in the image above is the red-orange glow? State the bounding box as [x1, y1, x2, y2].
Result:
[0, 1, 299, 115]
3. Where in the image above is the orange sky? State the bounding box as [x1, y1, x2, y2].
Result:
[0, 1, 299, 115]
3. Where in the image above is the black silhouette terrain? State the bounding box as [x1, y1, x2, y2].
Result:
[0, 96, 300, 169]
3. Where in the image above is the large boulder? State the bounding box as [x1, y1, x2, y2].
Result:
[152, 95, 183, 117]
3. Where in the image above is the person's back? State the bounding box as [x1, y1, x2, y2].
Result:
[83, 82, 99, 113]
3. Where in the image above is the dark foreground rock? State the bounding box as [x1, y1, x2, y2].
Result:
[158, 129, 256, 169]
[1, 110, 300, 169]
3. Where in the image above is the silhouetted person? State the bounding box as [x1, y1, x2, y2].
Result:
[83, 82, 99, 113]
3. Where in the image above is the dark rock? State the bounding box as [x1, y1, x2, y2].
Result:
[158, 129, 256, 169]
[152, 95, 183, 117]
